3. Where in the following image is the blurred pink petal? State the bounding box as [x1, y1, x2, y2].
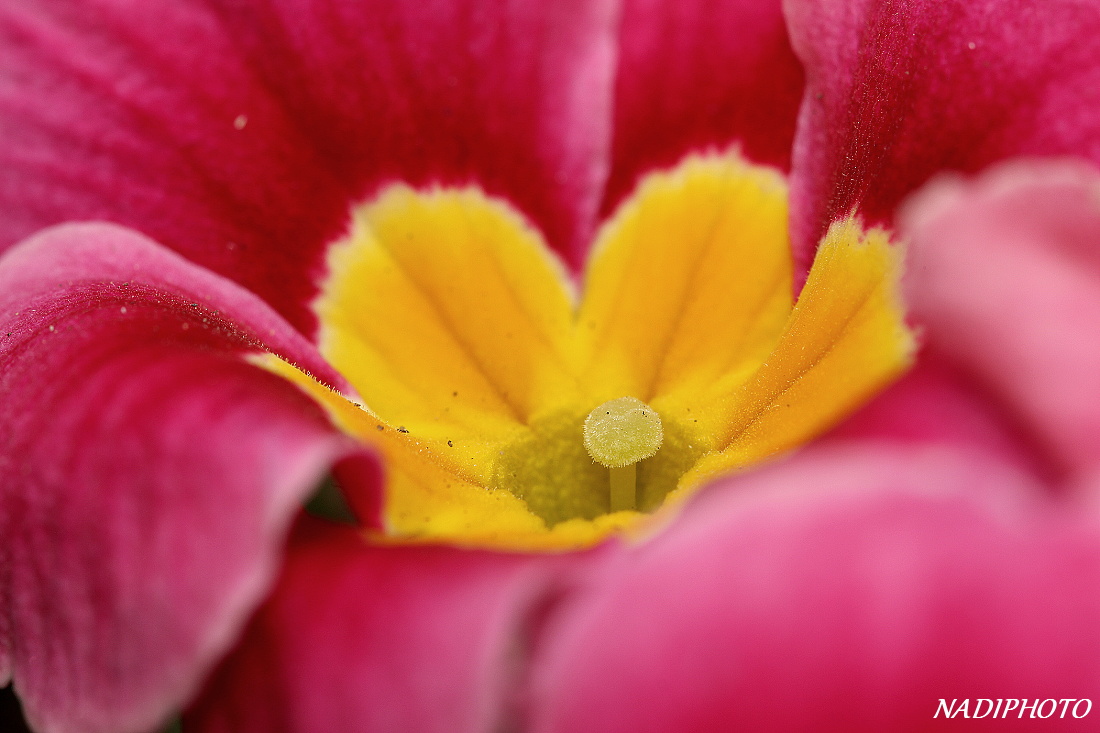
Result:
[185, 517, 598, 733]
[528, 445, 1100, 732]
[904, 160, 1100, 484]
[827, 351, 1061, 483]
[0, 223, 380, 733]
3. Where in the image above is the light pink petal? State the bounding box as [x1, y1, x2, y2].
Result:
[0, 224, 380, 733]
[786, 0, 1100, 272]
[184, 517, 593, 733]
[903, 159, 1100, 484]
[0, 0, 619, 333]
[600, 0, 804, 213]
[529, 445, 1100, 732]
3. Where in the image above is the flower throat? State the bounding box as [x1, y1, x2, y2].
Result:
[263, 151, 913, 551]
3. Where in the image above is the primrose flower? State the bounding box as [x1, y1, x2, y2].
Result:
[1, 0, 1100, 732]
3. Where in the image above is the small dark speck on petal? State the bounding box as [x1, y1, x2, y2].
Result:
[397, 426, 409, 433]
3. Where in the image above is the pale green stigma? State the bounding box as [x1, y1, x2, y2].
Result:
[583, 396, 664, 512]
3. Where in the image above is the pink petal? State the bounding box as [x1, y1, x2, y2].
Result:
[0, 0, 619, 333]
[0, 224, 380, 733]
[827, 350, 1061, 484]
[600, 0, 804, 214]
[184, 517, 593, 733]
[786, 0, 1100, 272]
[208, 0, 619, 266]
[903, 159, 1100, 486]
[528, 445, 1100, 732]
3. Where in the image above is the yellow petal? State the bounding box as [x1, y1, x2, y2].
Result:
[681, 217, 916, 488]
[255, 353, 650, 551]
[316, 185, 580, 449]
[576, 152, 793, 413]
[251, 353, 563, 546]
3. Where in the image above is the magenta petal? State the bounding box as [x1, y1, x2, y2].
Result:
[529, 446, 1100, 732]
[185, 518, 587, 733]
[203, 0, 618, 267]
[0, 0, 618, 332]
[600, 0, 804, 213]
[0, 224, 379, 733]
[786, 0, 1100, 270]
[903, 160, 1100, 483]
[0, 0, 350, 334]
[827, 351, 1060, 483]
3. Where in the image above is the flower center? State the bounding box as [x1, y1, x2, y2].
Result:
[489, 396, 688, 526]
[263, 151, 914, 551]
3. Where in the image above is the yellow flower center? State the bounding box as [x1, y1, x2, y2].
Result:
[262, 151, 914, 551]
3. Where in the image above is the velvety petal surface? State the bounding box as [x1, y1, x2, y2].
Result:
[903, 159, 1100, 485]
[528, 445, 1100, 732]
[0, 0, 619, 334]
[601, 0, 804, 213]
[0, 224, 379, 733]
[184, 517, 592, 733]
[786, 0, 1100, 271]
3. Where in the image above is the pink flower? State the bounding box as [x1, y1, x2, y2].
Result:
[1, 1, 1100, 732]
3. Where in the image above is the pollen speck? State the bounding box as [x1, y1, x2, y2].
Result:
[583, 396, 663, 468]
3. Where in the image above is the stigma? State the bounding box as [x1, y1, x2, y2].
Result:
[583, 397, 663, 468]
[584, 397, 664, 511]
